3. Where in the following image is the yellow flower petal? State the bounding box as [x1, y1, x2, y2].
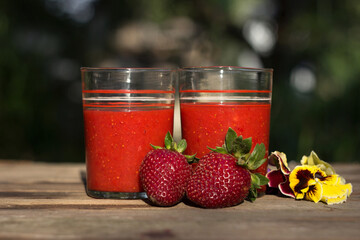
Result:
[305, 182, 323, 203]
[322, 194, 347, 205]
[320, 183, 353, 205]
[315, 173, 341, 185]
[322, 184, 348, 198]
[345, 183, 353, 197]
[325, 174, 342, 185]
[308, 178, 317, 186]
[294, 191, 306, 200]
[290, 165, 321, 199]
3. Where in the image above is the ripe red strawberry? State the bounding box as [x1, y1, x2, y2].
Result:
[186, 128, 269, 208]
[139, 132, 194, 206]
[186, 152, 251, 208]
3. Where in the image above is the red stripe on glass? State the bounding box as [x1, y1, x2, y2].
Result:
[179, 90, 271, 93]
[82, 90, 175, 94]
[83, 103, 174, 108]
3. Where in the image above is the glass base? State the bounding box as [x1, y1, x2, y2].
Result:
[87, 189, 148, 199]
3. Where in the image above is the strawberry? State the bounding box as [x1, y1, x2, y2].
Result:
[186, 152, 251, 208]
[139, 132, 195, 207]
[186, 128, 269, 208]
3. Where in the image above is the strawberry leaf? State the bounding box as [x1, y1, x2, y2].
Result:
[232, 137, 252, 156]
[247, 143, 266, 170]
[172, 142, 177, 151]
[225, 127, 238, 153]
[177, 139, 187, 153]
[251, 173, 261, 188]
[208, 146, 228, 154]
[248, 173, 269, 202]
[250, 172, 269, 189]
[242, 137, 252, 153]
[237, 153, 250, 167]
[247, 158, 267, 171]
[164, 132, 173, 150]
[247, 186, 258, 202]
[150, 144, 162, 150]
[254, 172, 269, 186]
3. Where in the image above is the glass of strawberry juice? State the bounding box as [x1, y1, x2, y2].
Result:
[179, 66, 273, 194]
[81, 68, 175, 199]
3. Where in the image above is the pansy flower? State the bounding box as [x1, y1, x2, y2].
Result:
[266, 151, 295, 198]
[289, 165, 322, 201]
[289, 165, 352, 204]
[267, 150, 353, 205]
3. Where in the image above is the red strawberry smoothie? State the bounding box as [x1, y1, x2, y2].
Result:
[84, 108, 174, 193]
[181, 102, 271, 178]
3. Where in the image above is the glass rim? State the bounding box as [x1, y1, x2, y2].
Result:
[179, 66, 273, 73]
[80, 67, 175, 72]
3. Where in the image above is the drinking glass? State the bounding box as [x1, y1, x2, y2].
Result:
[179, 66, 272, 193]
[81, 68, 175, 199]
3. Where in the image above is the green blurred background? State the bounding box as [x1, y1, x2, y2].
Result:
[0, 0, 359, 163]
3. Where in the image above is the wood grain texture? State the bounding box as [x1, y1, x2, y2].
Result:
[0, 161, 359, 240]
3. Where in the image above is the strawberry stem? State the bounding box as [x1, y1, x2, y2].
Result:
[185, 154, 199, 164]
[150, 132, 196, 163]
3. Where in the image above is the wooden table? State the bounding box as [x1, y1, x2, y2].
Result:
[0, 161, 359, 240]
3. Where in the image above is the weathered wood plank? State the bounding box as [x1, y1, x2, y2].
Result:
[0, 161, 359, 240]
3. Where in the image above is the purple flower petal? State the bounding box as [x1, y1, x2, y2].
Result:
[267, 151, 295, 198]
[268, 152, 291, 175]
[279, 176, 295, 198]
[268, 153, 279, 166]
[275, 153, 291, 175]
[266, 169, 285, 188]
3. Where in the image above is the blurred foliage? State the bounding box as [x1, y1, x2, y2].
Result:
[0, 0, 359, 162]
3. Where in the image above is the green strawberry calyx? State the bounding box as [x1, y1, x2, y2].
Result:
[151, 132, 197, 163]
[208, 127, 269, 202]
